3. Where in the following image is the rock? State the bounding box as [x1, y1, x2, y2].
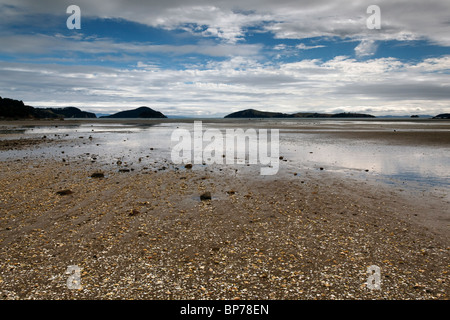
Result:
[129, 209, 140, 216]
[200, 192, 212, 201]
[185, 164, 193, 169]
[56, 189, 73, 196]
[226, 190, 236, 195]
[119, 168, 130, 172]
[90, 172, 105, 178]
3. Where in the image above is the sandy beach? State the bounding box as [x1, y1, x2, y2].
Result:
[0, 119, 448, 300]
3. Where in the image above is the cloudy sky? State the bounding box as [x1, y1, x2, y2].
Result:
[1, 0, 449, 117]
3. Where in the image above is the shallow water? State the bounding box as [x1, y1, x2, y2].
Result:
[281, 132, 450, 187]
[1, 120, 449, 189]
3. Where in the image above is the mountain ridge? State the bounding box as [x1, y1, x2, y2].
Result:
[224, 109, 376, 118]
[99, 106, 167, 119]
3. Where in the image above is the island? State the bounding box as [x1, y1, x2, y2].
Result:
[100, 106, 167, 118]
[42, 107, 96, 118]
[0, 97, 168, 120]
[432, 113, 450, 119]
[224, 109, 376, 119]
[0, 96, 96, 119]
[224, 109, 291, 118]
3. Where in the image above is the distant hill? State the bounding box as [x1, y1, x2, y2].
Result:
[291, 112, 331, 118]
[224, 109, 375, 119]
[432, 113, 450, 119]
[224, 109, 291, 118]
[0, 96, 60, 119]
[379, 115, 434, 118]
[41, 107, 96, 118]
[100, 106, 167, 119]
[0, 97, 98, 119]
[330, 112, 375, 118]
[1, 97, 167, 120]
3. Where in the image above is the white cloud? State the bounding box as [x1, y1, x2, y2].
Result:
[296, 43, 325, 50]
[274, 44, 287, 50]
[1, 55, 449, 116]
[354, 40, 378, 57]
[0, 33, 263, 58]
[2, 0, 450, 45]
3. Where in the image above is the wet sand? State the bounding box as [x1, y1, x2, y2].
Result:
[2, 118, 450, 146]
[0, 120, 448, 300]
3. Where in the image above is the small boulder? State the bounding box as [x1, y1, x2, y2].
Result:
[56, 189, 73, 196]
[200, 192, 212, 201]
[129, 209, 140, 216]
[90, 172, 105, 178]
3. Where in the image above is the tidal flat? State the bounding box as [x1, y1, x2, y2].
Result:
[0, 118, 448, 299]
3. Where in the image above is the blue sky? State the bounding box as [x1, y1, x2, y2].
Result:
[0, 0, 449, 117]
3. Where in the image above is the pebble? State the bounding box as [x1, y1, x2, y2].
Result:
[200, 192, 212, 201]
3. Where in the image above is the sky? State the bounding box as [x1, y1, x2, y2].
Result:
[0, 0, 449, 117]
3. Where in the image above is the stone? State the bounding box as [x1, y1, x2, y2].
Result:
[129, 209, 140, 216]
[90, 172, 105, 178]
[56, 189, 73, 196]
[200, 192, 212, 201]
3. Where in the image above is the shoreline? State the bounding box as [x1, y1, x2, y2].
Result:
[1, 117, 450, 125]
